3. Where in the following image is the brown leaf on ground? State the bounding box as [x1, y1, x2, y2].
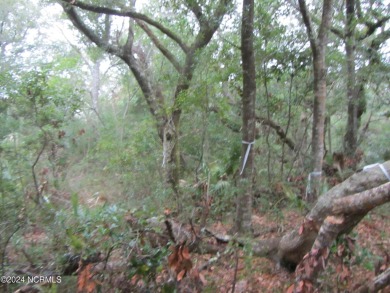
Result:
[168, 243, 193, 281]
[77, 264, 97, 293]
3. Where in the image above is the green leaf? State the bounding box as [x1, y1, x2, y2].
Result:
[71, 192, 79, 217]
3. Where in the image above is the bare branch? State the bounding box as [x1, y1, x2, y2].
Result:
[59, 0, 190, 53]
[257, 116, 297, 152]
[358, 16, 390, 41]
[185, 0, 205, 26]
[298, 0, 317, 51]
[330, 26, 344, 39]
[332, 182, 390, 215]
[317, 0, 334, 47]
[136, 20, 183, 73]
[61, 4, 121, 57]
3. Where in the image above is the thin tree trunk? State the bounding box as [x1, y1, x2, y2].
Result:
[235, 0, 256, 234]
[90, 59, 101, 114]
[344, 0, 358, 157]
[298, 0, 333, 201]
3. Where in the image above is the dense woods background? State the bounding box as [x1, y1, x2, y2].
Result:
[0, 0, 389, 292]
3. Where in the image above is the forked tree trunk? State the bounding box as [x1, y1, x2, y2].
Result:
[291, 181, 390, 291]
[298, 0, 333, 201]
[61, 0, 232, 201]
[269, 161, 390, 269]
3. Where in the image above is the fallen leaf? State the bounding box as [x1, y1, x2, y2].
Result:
[77, 264, 97, 293]
[199, 272, 207, 285]
[181, 245, 190, 260]
[286, 284, 295, 293]
[326, 215, 344, 225]
[299, 224, 304, 235]
[177, 269, 186, 281]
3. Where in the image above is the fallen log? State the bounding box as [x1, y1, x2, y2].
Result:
[252, 161, 390, 270]
[287, 182, 390, 291]
[356, 267, 390, 293]
[126, 162, 389, 278]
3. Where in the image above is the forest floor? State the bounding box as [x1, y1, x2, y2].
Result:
[191, 207, 390, 292]
[4, 203, 390, 293]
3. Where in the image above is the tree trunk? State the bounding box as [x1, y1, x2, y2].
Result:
[344, 0, 358, 157]
[310, 50, 327, 200]
[128, 162, 390, 280]
[162, 111, 181, 209]
[274, 161, 390, 269]
[298, 0, 333, 201]
[235, 0, 256, 234]
[292, 182, 390, 291]
[90, 59, 101, 114]
[61, 0, 232, 202]
[356, 268, 390, 293]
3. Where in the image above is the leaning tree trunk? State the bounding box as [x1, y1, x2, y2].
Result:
[132, 161, 390, 276]
[291, 181, 390, 291]
[274, 161, 390, 270]
[235, 0, 256, 234]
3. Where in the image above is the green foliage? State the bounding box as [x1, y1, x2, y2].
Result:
[128, 246, 169, 284]
[53, 202, 128, 257]
[0, 0, 389, 291]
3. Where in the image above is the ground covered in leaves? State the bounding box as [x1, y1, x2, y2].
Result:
[3, 205, 390, 292]
[195, 209, 389, 292]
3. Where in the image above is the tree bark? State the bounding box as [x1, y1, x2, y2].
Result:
[235, 0, 256, 234]
[343, 0, 358, 157]
[125, 162, 390, 283]
[298, 0, 333, 201]
[248, 161, 390, 266]
[293, 182, 390, 290]
[356, 267, 390, 293]
[329, 5, 389, 157]
[275, 161, 390, 269]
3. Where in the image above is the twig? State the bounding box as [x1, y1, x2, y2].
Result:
[32, 133, 48, 204]
[231, 246, 239, 293]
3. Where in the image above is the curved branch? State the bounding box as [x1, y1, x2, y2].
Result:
[209, 106, 297, 152]
[332, 182, 390, 215]
[298, 0, 317, 51]
[185, 0, 205, 26]
[59, 0, 189, 53]
[256, 116, 297, 152]
[357, 16, 390, 41]
[62, 4, 165, 125]
[172, 0, 233, 108]
[61, 4, 121, 57]
[136, 20, 183, 73]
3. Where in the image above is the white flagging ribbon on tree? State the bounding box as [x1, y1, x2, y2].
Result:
[305, 171, 322, 200]
[363, 163, 390, 181]
[240, 140, 255, 175]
